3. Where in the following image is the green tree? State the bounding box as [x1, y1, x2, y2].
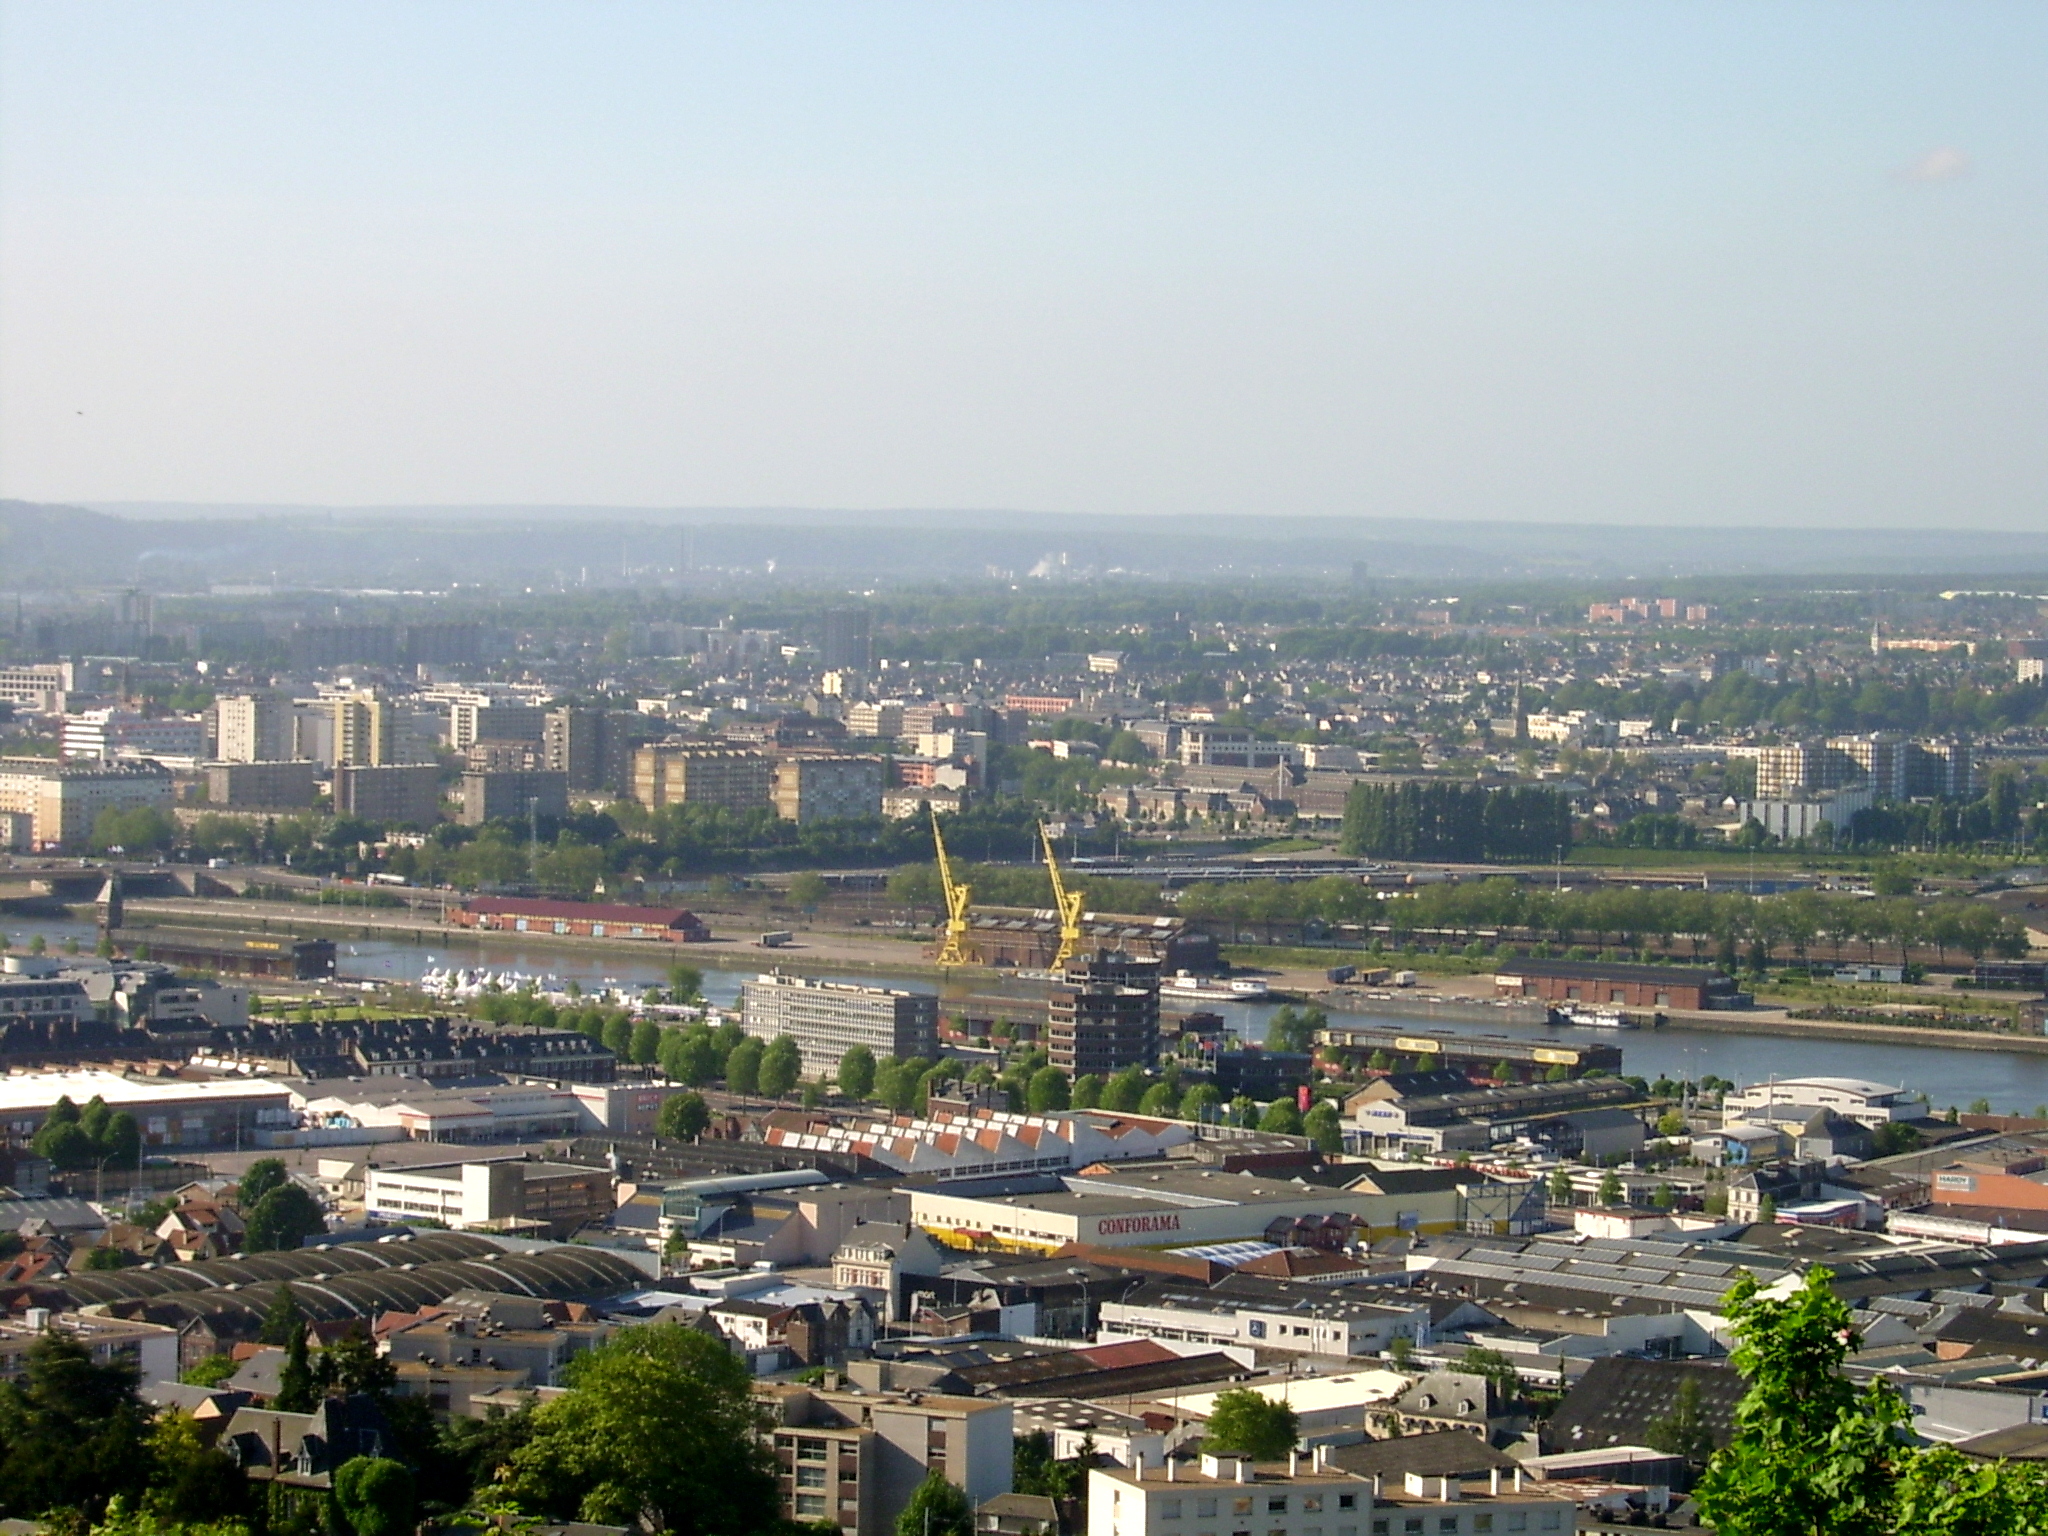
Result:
[629, 1020, 662, 1066]
[180, 1355, 238, 1388]
[1694, 1269, 1914, 1535]
[89, 805, 176, 855]
[502, 1323, 778, 1536]
[1026, 1067, 1071, 1113]
[32, 1093, 95, 1169]
[258, 1284, 306, 1347]
[837, 1044, 877, 1100]
[725, 1037, 764, 1095]
[275, 1322, 317, 1413]
[1203, 1388, 1300, 1460]
[669, 1031, 720, 1087]
[82, 1244, 126, 1271]
[1100, 1067, 1147, 1114]
[601, 1015, 633, 1058]
[141, 1407, 248, 1527]
[1656, 1110, 1688, 1138]
[895, 1469, 972, 1536]
[245, 1182, 326, 1252]
[759, 1037, 802, 1099]
[666, 963, 704, 1003]
[657, 1092, 710, 1142]
[1138, 1081, 1180, 1117]
[1178, 1083, 1222, 1121]
[1303, 1099, 1343, 1154]
[333, 1457, 415, 1536]
[315, 1335, 397, 1400]
[1457, 1346, 1522, 1405]
[0, 1330, 152, 1520]
[1597, 1171, 1625, 1207]
[1071, 1073, 1104, 1110]
[1258, 1099, 1304, 1135]
[787, 872, 829, 910]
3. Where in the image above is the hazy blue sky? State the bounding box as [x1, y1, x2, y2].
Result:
[2, 3, 2043, 528]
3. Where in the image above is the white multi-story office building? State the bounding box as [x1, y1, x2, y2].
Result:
[215, 694, 296, 762]
[739, 973, 938, 1079]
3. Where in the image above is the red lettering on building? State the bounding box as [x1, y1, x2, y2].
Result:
[1096, 1213, 1183, 1237]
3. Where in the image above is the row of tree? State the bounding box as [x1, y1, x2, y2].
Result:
[1338, 781, 1574, 862]
[1175, 874, 2030, 965]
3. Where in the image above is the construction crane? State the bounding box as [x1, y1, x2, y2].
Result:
[1039, 821, 1087, 971]
[930, 805, 974, 967]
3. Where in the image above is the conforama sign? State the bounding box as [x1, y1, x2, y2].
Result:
[1096, 1212, 1183, 1238]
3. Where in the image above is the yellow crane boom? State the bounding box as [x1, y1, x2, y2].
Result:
[930, 806, 973, 967]
[1040, 822, 1087, 971]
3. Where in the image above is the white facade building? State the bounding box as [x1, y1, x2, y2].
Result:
[1722, 1077, 1911, 1128]
[1089, 1455, 1574, 1536]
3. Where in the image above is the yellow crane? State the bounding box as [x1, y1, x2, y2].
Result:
[1040, 822, 1087, 971]
[930, 805, 974, 967]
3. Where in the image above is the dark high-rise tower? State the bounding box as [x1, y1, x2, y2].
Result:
[821, 607, 873, 672]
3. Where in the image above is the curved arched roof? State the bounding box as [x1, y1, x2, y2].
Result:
[59, 1233, 645, 1325]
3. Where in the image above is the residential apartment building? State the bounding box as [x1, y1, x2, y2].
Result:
[1907, 738, 1977, 798]
[759, 1383, 1012, 1536]
[1826, 733, 1910, 799]
[205, 760, 319, 810]
[60, 709, 205, 764]
[632, 746, 772, 812]
[0, 1311, 179, 1390]
[1753, 735, 1977, 802]
[214, 694, 295, 763]
[544, 706, 647, 794]
[843, 701, 906, 740]
[450, 701, 547, 754]
[0, 967, 96, 1041]
[459, 769, 569, 827]
[465, 737, 545, 772]
[1046, 950, 1161, 1078]
[333, 764, 442, 826]
[739, 973, 940, 1079]
[333, 692, 398, 767]
[0, 757, 174, 849]
[773, 754, 884, 824]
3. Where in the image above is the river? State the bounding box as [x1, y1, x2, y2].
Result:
[7, 912, 2042, 1115]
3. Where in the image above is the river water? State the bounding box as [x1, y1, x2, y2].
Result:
[9, 912, 2045, 1115]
